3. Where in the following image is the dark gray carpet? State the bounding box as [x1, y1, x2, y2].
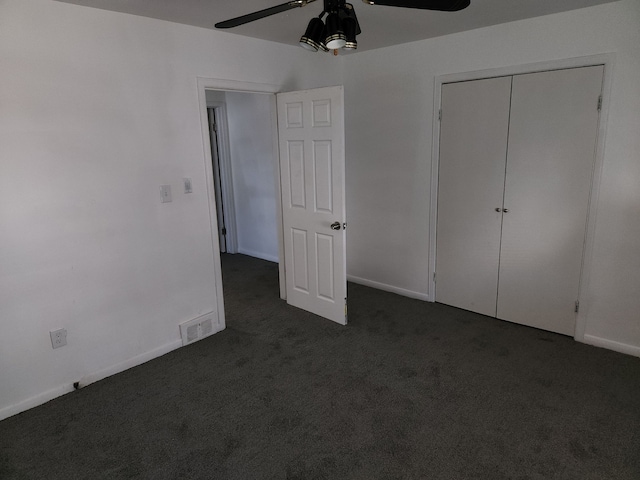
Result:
[1, 253, 639, 479]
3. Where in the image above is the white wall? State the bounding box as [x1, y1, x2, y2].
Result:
[0, 0, 341, 420]
[342, 0, 640, 354]
[226, 92, 279, 262]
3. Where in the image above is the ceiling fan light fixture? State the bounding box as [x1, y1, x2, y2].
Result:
[299, 38, 318, 51]
[317, 24, 330, 51]
[342, 16, 358, 50]
[299, 17, 325, 51]
[217, 0, 472, 53]
[324, 12, 346, 49]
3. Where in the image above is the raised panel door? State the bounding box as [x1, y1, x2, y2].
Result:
[277, 86, 346, 325]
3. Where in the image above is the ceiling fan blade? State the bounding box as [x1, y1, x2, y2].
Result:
[215, 0, 316, 29]
[362, 0, 470, 12]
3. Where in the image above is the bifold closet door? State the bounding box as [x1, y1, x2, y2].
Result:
[436, 77, 512, 316]
[497, 66, 604, 335]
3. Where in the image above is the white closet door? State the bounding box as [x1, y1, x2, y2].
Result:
[497, 66, 604, 335]
[436, 77, 512, 316]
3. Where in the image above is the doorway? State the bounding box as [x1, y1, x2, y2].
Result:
[205, 90, 281, 263]
[197, 78, 284, 329]
[203, 88, 284, 323]
[197, 80, 348, 328]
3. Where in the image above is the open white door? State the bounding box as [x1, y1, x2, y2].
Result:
[277, 86, 347, 325]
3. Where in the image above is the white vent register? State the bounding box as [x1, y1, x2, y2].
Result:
[179, 313, 219, 346]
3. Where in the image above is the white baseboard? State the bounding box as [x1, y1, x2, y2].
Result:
[583, 335, 640, 358]
[79, 339, 184, 387]
[347, 274, 431, 301]
[237, 248, 279, 263]
[0, 384, 75, 422]
[0, 338, 187, 422]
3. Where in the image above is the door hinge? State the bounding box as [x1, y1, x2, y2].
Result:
[221, 227, 227, 236]
[438, 109, 442, 121]
[575, 300, 580, 313]
[433, 272, 436, 283]
[597, 95, 602, 111]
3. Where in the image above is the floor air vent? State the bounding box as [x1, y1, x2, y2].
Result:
[179, 314, 217, 346]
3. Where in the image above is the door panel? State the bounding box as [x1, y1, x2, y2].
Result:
[313, 141, 333, 213]
[287, 141, 306, 208]
[497, 66, 604, 335]
[292, 228, 309, 292]
[436, 77, 513, 316]
[277, 86, 346, 325]
[316, 233, 334, 300]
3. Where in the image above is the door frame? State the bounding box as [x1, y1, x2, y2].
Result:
[429, 53, 615, 342]
[197, 77, 287, 315]
[206, 102, 237, 254]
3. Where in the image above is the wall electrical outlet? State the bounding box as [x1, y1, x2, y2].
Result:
[184, 178, 193, 194]
[50, 328, 67, 349]
[160, 184, 172, 203]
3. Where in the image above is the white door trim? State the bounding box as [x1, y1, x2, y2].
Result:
[206, 102, 237, 254]
[270, 94, 287, 300]
[429, 53, 615, 342]
[196, 77, 286, 322]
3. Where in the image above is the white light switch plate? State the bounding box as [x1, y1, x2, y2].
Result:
[160, 185, 172, 203]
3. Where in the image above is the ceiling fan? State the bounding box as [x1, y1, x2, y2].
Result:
[215, 0, 470, 53]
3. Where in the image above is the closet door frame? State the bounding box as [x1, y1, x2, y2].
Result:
[429, 53, 615, 342]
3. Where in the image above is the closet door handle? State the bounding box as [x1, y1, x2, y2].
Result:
[495, 208, 502, 212]
[503, 208, 509, 213]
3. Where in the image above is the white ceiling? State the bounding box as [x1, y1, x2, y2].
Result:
[54, 0, 619, 52]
